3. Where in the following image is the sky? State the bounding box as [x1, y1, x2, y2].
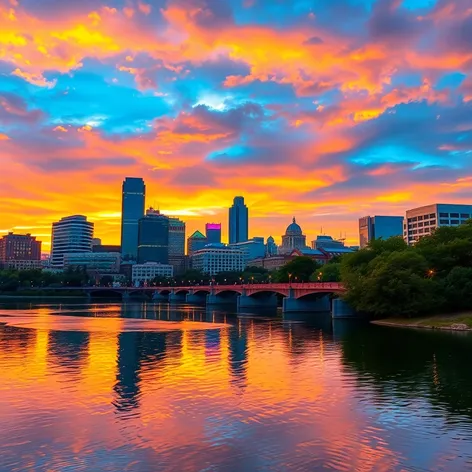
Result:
[0, 0, 471, 251]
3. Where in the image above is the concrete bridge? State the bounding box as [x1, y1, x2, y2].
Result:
[43, 283, 354, 317]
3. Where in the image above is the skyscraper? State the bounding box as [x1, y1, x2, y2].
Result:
[205, 223, 222, 244]
[168, 217, 187, 275]
[137, 209, 169, 264]
[187, 230, 207, 256]
[229, 196, 248, 244]
[51, 215, 94, 268]
[121, 177, 145, 261]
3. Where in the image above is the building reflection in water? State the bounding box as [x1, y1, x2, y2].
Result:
[47, 331, 90, 372]
[228, 319, 248, 388]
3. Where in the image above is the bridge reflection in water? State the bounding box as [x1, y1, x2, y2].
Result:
[47, 283, 356, 318]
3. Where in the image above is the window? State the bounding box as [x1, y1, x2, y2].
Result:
[418, 222, 424, 227]
[461, 214, 470, 219]
[439, 213, 448, 218]
[450, 213, 460, 218]
[440, 219, 449, 225]
[412, 230, 418, 235]
[411, 217, 418, 222]
[430, 213, 436, 219]
[412, 223, 417, 228]
[451, 220, 460, 225]
[418, 215, 423, 221]
[431, 220, 436, 225]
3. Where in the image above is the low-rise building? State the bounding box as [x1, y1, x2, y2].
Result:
[229, 237, 266, 266]
[311, 235, 355, 258]
[63, 252, 121, 274]
[132, 262, 174, 285]
[0, 232, 42, 270]
[191, 245, 244, 275]
[404, 203, 472, 245]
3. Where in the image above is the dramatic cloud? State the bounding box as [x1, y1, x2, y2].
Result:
[0, 0, 471, 248]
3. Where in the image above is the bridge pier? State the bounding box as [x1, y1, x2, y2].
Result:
[332, 299, 358, 319]
[152, 291, 169, 302]
[237, 293, 278, 310]
[282, 293, 330, 313]
[122, 291, 130, 302]
[186, 290, 207, 304]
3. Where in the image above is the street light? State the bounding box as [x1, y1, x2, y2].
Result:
[288, 273, 292, 287]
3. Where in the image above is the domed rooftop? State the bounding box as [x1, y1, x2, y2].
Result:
[286, 217, 302, 235]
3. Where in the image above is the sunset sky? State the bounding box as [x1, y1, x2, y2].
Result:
[0, 0, 471, 251]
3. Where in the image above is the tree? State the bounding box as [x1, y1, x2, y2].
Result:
[311, 263, 341, 282]
[276, 257, 320, 282]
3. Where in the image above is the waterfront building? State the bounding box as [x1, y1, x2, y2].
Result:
[63, 252, 121, 274]
[0, 232, 42, 269]
[92, 244, 121, 253]
[187, 230, 208, 256]
[51, 215, 94, 269]
[311, 235, 355, 257]
[206, 223, 222, 244]
[121, 177, 145, 261]
[266, 236, 278, 256]
[229, 196, 248, 244]
[132, 262, 174, 285]
[359, 215, 404, 248]
[137, 209, 169, 264]
[279, 217, 308, 254]
[169, 217, 186, 257]
[229, 237, 266, 266]
[91, 238, 102, 247]
[191, 245, 244, 275]
[404, 203, 472, 245]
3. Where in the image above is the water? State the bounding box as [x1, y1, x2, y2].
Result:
[1, 301, 472, 472]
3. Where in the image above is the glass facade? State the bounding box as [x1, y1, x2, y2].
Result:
[205, 223, 222, 244]
[359, 215, 403, 248]
[137, 213, 169, 264]
[121, 177, 145, 261]
[229, 196, 248, 244]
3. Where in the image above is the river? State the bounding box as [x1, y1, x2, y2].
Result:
[0, 301, 472, 472]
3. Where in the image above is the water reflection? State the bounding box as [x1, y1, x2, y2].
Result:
[0, 301, 471, 471]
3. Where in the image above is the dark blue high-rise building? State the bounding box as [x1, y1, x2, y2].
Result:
[137, 209, 169, 264]
[205, 223, 221, 244]
[121, 177, 145, 261]
[229, 196, 248, 244]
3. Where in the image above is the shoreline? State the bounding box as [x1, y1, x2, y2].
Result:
[371, 315, 472, 332]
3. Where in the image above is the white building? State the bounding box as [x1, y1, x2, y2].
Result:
[132, 262, 173, 285]
[63, 252, 121, 274]
[51, 215, 94, 268]
[191, 245, 244, 275]
[404, 203, 472, 245]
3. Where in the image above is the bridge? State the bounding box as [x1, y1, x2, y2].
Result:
[43, 282, 354, 317]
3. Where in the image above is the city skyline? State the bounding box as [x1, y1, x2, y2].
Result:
[0, 0, 471, 250]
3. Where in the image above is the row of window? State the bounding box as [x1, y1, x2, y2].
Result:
[409, 213, 436, 222]
[439, 213, 470, 219]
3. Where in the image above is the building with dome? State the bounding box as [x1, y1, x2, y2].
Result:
[279, 217, 308, 254]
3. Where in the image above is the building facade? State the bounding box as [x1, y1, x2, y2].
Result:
[206, 223, 222, 244]
[279, 218, 307, 254]
[132, 262, 174, 285]
[229, 237, 266, 266]
[187, 230, 208, 256]
[121, 177, 145, 261]
[137, 209, 169, 264]
[191, 246, 244, 275]
[404, 203, 472, 245]
[51, 215, 94, 269]
[228, 196, 248, 244]
[0, 233, 42, 269]
[311, 235, 355, 257]
[266, 236, 278, 256]
[359, 215, 404, 248]
[63, 252, 121, 274]
[92, 244, 121, 253]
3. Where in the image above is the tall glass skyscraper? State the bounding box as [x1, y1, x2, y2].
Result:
[50, 215, 94, 268]
[229, 196, 248, 244]
[205, 223, 221, 244]
[121, 177, 145, 261]
[137, 210, 169, 264]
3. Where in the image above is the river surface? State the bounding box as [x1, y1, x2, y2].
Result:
[1, 301, 472, 472]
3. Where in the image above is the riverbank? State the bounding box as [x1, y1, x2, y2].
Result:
[372, 313, 472, 331]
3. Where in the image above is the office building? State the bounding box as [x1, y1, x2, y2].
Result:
[51, 215, 94, 269]
[121, 177, 145, 261]
[229, 237, 266, 266]
[404, 203, 472, 245]
[137, 209, 169, 264]
[0, 233, 42, 269]
[168, 216, 186, 275]
[187, 230, 208, 255]
[229, 196, 248, 244]
[266, 236, 278, 256]
[359, 215, 404, 248]
[311, 235, 355, 257]
[63, 252, 121, 274]
[206, 223, 222, 244]
[191, 245, 244, 276]
[279, 217, 308, 254]
[132, 262, 173, 285]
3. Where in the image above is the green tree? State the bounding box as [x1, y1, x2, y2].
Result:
[276, 257, 320, 282]
[311, 263, 341, 282]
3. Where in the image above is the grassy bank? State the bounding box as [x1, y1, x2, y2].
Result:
[372, 313, 472, 331]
